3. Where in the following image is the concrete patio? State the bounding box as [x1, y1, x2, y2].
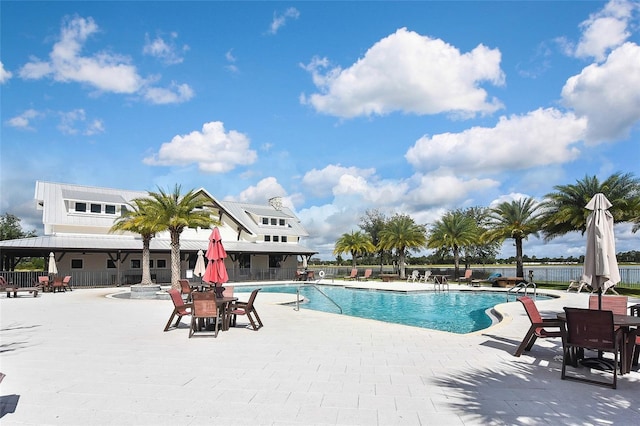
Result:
[1, 282, 639, 425]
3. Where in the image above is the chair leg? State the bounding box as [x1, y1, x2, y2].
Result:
[514, 327, 536, 357]
[252, 308, 263, 329]
[164, 310, 178, 331]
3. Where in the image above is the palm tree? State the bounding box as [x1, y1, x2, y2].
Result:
[540, 172, 640, 240]
[484, 197, 542, 278]
[378, 214, 427, 279]
[109, 198, 164, 285]
[334, 230, 376, 268]
[147, 185, 217, 289]
[427, 210, 478, 278]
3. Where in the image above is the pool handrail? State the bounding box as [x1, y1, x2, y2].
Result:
[295, 284, 343, 314]
[507, 281, 537, 301]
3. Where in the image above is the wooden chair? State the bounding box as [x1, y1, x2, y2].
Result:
[52, 277, 65, 293]
[38, 276, 51, 292]
[164, 289, 192, 331]
[561, 307, 623, 389]
[189, 291, 220, 338]
[230, 289, 263, 330]
[179, 279, 194, 301]
[514, 296, 563, 357]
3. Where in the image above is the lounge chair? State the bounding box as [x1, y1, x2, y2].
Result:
[561, 307, 623, 389]
[164, 288, 193, 331]
[566, 276, 593, 293]
[420, 271, 432, 283]
[514, 296, 563, 357]
[358, 269, 372, 281]
[457, 269, 473, 285]
[61, 275, 72, 291]
[406, 270, 419, 283]
[189, 291, 220, 338]
[38, 276, 51, 292]
[230, 288, 263, 330]
[344, 269, 358, 281]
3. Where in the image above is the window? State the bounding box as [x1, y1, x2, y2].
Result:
[273, 235, 279, 242]
[90, 203, 101, 213]
[75, 202, 86, 212]
[279, 219, 285, 226]
[262, 217, 269, 225]
[239, 254, 250, 269]
[71, 259, 83, 269]
[264, 235, 271, 242]
[156, 259, 167, 268]
[107, 259, 116, 269]
[281, 236, 288, 242]
[270, 218, 277, 225]
[131, 259, 141, 269]
[105, 205, 116, 214]
[269, 255, 282, 268]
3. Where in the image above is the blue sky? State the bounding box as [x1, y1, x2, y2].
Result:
[1, 1, 639, 260]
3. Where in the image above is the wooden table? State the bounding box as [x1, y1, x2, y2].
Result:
[216, 296, 238, 331]
[380, 274, 399, 282]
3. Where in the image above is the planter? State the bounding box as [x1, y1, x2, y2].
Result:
[130, 284, 162, 299]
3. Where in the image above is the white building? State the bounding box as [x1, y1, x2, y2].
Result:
[0, 181, 316, 286]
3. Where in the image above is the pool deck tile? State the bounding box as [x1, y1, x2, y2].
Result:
[1, 281, 640, 425]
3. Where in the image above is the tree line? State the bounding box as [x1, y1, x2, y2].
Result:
[333, 172, 640, 280]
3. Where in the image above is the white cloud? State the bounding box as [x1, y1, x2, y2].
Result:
[0, 61, 12, 83]
[143, 32, 188, 65]
[142, 81, 194, 104]
[231, 177, 291, 206]
[406, 108, 587, 175]
[57, 109, 105, 136]
[268, 7, 300, 35]
[225, 49, 238, 73]
[406, 173, 499, 207]
[574, 0, 637, 61]
[18, 16, 193, 104]
[301, 28, 505, 118]
[6, 109, 41, 130]
[562, 42, 640, 143]
[301, 165, 376, 197]
[143, 121, 257, 173]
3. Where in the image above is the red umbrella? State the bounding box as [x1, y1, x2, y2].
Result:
[203, 227, 229, 285]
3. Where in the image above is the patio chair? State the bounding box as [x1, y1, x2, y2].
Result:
[588, 295, 628, 314]
[230, 288, 263, 330]
[344, 269, 358, 280]
[513, 296, 563, 357]
[222, 286, 234, 297]
[406, 270, 419, 283]
[457, 269, 473, 285]
[179, 279, 194, 301]
[566, 276, 593, 293]
[37, 276, 51, 292]
[561, 307, 623, 389]
[189, 291, 220, 338]
[61, 275, 72, 291]
[358, 269, 372, 281]
[164, 288, 193, 332]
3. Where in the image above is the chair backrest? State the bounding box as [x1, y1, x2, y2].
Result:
[192, 291, 217, 318]
[179, 279, 192, 295]
[245, 288, 261, 310]
[38, 276, 49, 284]
[518, 296, 542, 324]
[423, 271, 432, 280]
[363, 269, 372, 278]
[564, 307, 617, 350]
[62, 275, 71, 284]
[410, 270, 419, 279]
[588, 295, 628, 314]
[222, 286, 234, 297]
[463, 269, 472, 279]
[350, 269, 357, 277]
[168, 288, 190, 315]
[0, 276, 8, 287]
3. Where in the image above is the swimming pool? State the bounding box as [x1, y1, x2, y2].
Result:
[236, 284, 548, 334]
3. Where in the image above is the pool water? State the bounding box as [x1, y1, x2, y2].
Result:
[236, 285, 548, 334]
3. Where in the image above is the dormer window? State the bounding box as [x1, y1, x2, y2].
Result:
[75, 202, 87, 212]
[262, 218, 269, 225]
[91, 203, 101, 213]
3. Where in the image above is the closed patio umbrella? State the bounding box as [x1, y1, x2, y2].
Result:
[203, 227, 229, 285]
[48, 252, 58, 277]
[583, 193, 620, 310]
[193, 250, 206, 283]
